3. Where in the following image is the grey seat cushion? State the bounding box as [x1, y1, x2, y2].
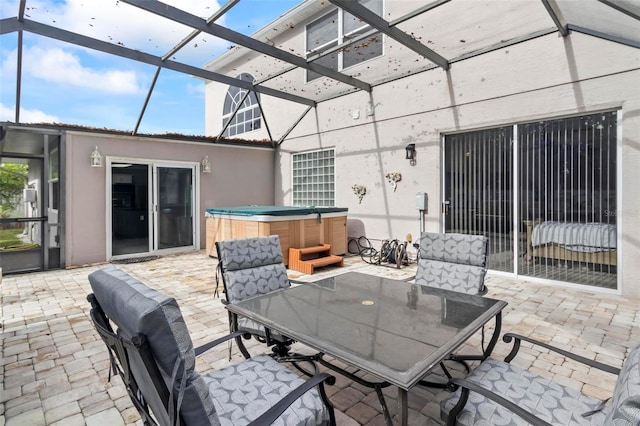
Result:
[415, 259, 486, 295]
[217, 236, 290, 303]
[416, 232, 488, 295]
[218, 235, 284, 272]
[224, 263, 290, 302]
[205, 354, 330, 426]
[420, 232, 488, 267]
[605, 342, 640, 424]
[89, 265, 219, 426]
[217, 236, 291, 342]
[440, 358, 609, 425]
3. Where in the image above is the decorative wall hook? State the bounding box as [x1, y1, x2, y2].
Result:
[385, 172, 402, 192]
[352, 184, 367, 204]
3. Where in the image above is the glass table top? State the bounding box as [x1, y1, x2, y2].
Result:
[226, 271, 507, 389]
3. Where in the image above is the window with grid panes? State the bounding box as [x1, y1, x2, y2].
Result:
[305, 0, 383, 82]
[222, 73, 261, 137]
[292, 149, 335, 207]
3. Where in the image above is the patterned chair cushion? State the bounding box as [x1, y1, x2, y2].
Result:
[419, 232, 488, 267]
[205, 354, 330, 426]
[440, 358, 609, 425]
[217, 236, 291, 344]
[88, 266, 219, 426]
[605, 343, 640, 424]
[217, 235, 284, 272]
[415, 232, 488, 295]
[224, 263, 290, 303]
[218, 236, 291, 304]
[415, 259, 486, 295]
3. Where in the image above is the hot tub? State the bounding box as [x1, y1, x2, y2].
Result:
[205, 206, 348, 265]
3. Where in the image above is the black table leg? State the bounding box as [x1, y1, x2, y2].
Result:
[398, 388, 408, 426]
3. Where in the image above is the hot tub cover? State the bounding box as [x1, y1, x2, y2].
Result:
[205, 205, 348, 217]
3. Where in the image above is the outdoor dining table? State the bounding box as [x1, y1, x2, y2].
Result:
[225, 271, 508, 426]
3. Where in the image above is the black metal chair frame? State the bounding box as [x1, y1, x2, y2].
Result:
[87, 293, 337, 426]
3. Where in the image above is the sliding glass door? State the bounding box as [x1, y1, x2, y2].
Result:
[109, 161, 196, 259]
[443, 111, 617, 289]
[518, 112, 617, 288]
[155, 165, 194, 250]
[444, 127, 515, 273]
[111, 163, 150, 256]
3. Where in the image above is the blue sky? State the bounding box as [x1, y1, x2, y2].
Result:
[0, 0, 302, 135]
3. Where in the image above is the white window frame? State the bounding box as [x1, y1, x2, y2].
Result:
[222, 73, 261, 137]
[305, 0, 383, 83]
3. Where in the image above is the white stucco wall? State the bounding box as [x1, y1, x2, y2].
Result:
[205, 25, 640, 296]
[65, 132, 274, 267]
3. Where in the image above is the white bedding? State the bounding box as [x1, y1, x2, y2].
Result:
[531, 221, 616, 253]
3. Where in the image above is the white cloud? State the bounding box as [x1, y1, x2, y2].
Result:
[186, 81, 205, 96]
[2, 45, 142, 94]
[2, 0, 228, 61]
[32, 46, 141, 94]
[0, 103, 60, 123]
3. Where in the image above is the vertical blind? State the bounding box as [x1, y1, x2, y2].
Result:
[518, 111, 617, 287]
[444, 126, 514, 273]
[444, 111, 617, 288]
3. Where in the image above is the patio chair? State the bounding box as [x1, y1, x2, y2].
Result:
[414, 231, 489, 296]
[441, 333, 640, 426]
[215, 235, 295, 358]
[87, 265, 336, 426]
[407, 232, 490, 387]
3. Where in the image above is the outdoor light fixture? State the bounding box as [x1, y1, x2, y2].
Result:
[90, 146, 103, 167]
[201, 155, 211, 173]
[405, 143, 416, 166]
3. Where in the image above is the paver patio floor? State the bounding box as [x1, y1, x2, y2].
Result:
[2, 250, 638, 425]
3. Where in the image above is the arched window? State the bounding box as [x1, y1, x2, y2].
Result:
[222, 73, 261, 137]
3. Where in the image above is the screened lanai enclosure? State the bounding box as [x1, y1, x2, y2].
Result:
[0, 130, 61, 274]
[3, 0, 638, 128]
[1, 0, 638, 292]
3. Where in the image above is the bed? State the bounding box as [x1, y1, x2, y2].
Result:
[524, 220, 617, 266]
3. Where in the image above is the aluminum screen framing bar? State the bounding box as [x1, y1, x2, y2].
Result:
[133, 0, 240, 134]
[597, 0, 640, 21]
[540, 0, 569, 36]
[389, 0, 451, 27]
[5, 17, 316, 106]
[328, 0, 449, 70]
[121, 0, 371, 92]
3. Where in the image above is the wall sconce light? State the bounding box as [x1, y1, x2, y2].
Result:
[90, 146, 103, 167]
[201, 155, 211, 173]
[405, 143, 416, 166]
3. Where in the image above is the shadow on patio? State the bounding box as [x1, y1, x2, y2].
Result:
[1, 251, 638, 425]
